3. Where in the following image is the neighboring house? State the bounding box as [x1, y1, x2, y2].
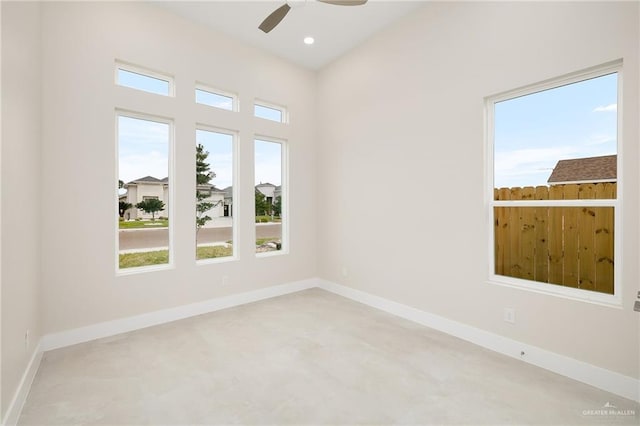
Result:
[274, 185, 282, 202]
[122, 176, 169, 220]
[547, 154, 617, 185]
[223, 186, 233, 217]
[256, 182, 277, 205]
[255, 182, 282, 215]
[121, 176, 227, 221]
[121, 178, 280, 220]
[196, 183, 226, 218]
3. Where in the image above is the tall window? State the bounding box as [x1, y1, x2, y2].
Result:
[255, 138, 286, 254]
[117, 114, 172, 271]
[196, 128, 235, 261]
[487, 62, 620, 303]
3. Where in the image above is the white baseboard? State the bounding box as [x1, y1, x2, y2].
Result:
[9, 276, 637, 426]
[317, 279, 640, 403]
[2, 343, 43, 426]
[41, 278, 319, 351]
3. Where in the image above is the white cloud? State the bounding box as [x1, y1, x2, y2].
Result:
[586, 134, 615, 146]
[494, 146, 580, 188]
[593, 104, 617, 112]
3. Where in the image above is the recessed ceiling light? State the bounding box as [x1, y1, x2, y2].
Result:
[303, 36, 315, 45]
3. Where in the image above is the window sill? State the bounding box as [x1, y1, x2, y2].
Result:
[487, 274, 622, 308]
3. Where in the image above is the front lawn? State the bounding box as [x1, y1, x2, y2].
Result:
[119, 219, 168, 229]
[120, 245, 233, 268]
[255, 215, 282, 223]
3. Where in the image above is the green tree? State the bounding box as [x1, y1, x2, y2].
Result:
[255, 189, 269, 217]
[196, 144, 215, 185]
[273, 196, 282, 217]
[136, 198, 165, 221]
[119, 201, 132, 218]
[196, 144, 219, 234]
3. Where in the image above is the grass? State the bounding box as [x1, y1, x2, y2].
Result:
[256, 238, 279, 245]
[119, 219, 168, 229]
[119, 245, 233, 268]
[119, 250, 169, 269]
[255, 215, 282, 223]
[196, 245, 233, 260]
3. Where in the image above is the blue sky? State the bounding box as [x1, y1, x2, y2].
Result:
[196, 130, 233, 189]
[255, 139, 282, 186]
[196, 89, 233, 110]
[117, 69, 169, 96]
[494, 72, 617, 188]
[118, 116, 169, 186]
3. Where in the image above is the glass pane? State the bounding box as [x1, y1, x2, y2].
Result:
[254, 104, 283, 122]
[195, 89, 234, 111]
[494, 73, 617, 199]
[117, 68, 170, 96]
[196, 129, 234, 261]
[494, 206, 614, 295]
[255, 139, 283, 253]
[118, 116, 170, 269]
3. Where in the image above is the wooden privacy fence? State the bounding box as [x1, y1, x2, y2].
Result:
[494, 183, 615, 295]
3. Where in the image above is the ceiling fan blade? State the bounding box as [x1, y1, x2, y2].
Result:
[259, 3, 291, 33]
[317, 0, 368, 5]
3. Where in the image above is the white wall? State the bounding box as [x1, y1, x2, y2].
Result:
[1, 1, 43, 419]
[40, 2, 317, 334]
[317, 1, 639, 378]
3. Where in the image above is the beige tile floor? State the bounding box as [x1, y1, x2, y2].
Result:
[19, 288, 640, 425]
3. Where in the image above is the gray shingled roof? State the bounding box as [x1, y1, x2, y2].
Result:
[547, 155, 616, 184]
[128, 176, 169, 184]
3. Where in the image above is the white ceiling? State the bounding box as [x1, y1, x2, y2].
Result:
[153, 1, 426, 70]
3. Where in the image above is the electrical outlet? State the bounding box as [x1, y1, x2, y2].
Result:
[222, 275, 230, 286]
[503, 308, 516, 324]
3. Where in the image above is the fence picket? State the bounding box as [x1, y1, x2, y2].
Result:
[548, 186, 564, 286]
[595, 183, 615, 294]
[520, 187, 535, 280]
[509, 187, 523, 278]
[493, 182, 615, 296]
[534, 186, 549, 282]
[578, 184, 596, 291]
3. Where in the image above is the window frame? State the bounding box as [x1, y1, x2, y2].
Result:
[195, 125, 239, 265]
[254, 135, 289, 258]
[484, 60, 623, 306]
[254, 100, 288, 124]
[195, 84, 238, 112]
[115, 110, 175, 275]
[115, 61, 175, 97]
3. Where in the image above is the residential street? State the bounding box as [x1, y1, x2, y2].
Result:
[119, 224, 281, 250]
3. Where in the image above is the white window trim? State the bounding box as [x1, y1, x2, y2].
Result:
[115, 60, 175, 97]
[195, 125, 239, 265]
[115, 109, 176, 275]
[255, 135, 289, 258]
[484, 60, 623, 307]
[254, 100, 289, 124]
[195, 83, 238, 112]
